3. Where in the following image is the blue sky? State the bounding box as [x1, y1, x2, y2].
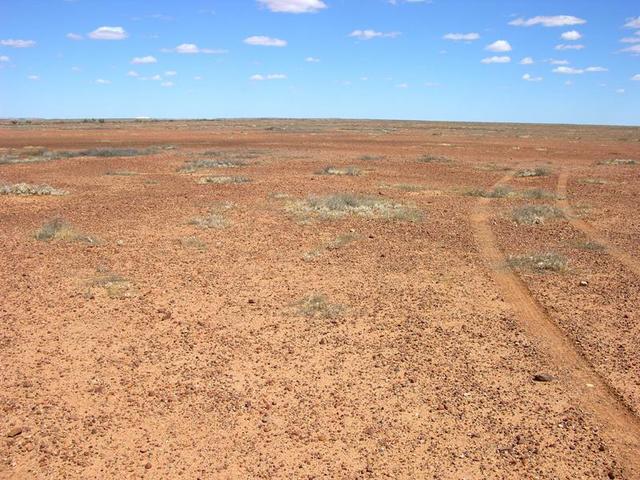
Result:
[1, 0, 639, 124]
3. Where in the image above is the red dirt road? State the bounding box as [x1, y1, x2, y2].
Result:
[1, 120, 639, 479]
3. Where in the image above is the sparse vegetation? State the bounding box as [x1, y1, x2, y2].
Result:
[0, 182, 66, 196]
[295, 294, 344, 319]
[0, 146, 159, 165]
[512, 205, 564, 225]
[575, 240, 605, 252]
[179, 159, 247, 173]
[197, 176, 251, 184]
[88, 271, 137, 299]
[389, 183, 431, 192]
[520, 188, 556, 200]
[181, 236, 207, 251]
[417, 154, 451, 164]
[189, 202, 233, 228]
[326, 233, 358, 250]
[515, 167, 550, 177]
[578, 178, 607, 185]
[465, 185, 513, 198]
[598, 159, 637, 166]
[507, 252, 568, 273]
[190, 213, 227, 229]
[359, 155, 385, 161]
[35, 217, 98, 243]
[317, 166, 361, 176]
[289, 194, 422, 221]
[105, 171, 137, 176]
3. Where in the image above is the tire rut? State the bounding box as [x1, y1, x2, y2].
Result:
[471, 173, 640, 478]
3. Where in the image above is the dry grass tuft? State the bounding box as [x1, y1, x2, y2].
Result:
[359, 155, 385, 161]
[1, 182, 66, 196]
[317, 166, 361, 176]
[515, 167, 551, 177]
[179, 159, 247, 173]
[289, 194, 422, 221]
[105, 171, 137, 176]
[597, 159, 637, 166]
[507, 252, 568, 273]
[88, 271, 137, 299]
[35, 218, 98, 243]
[417, 154, 451, 164]
[197, 176, 251, 185]
[512, 205, 563, 225]
[465, 185, 513, 198]
[295, 294, 344, 319]
[181, 236, 207, 251]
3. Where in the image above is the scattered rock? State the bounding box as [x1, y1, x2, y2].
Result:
[579, 280, 588, 287]
[7, 427, 23, 438]
[533, 373, 553, 382]
[248, 298, 256, 304]
[144, 462, 152, 470]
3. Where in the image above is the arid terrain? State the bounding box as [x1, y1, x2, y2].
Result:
[1, 119, 639, 479]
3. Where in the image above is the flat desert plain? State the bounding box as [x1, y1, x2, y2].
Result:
[1, 119, 639, 479]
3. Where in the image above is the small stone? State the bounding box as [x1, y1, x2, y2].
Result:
[7, 427, 23, 438]
[144, 462, 152, 470]
[116, 240, 124, 246]
[248, 299, 256, 304]
[579, 280, 588, 287]
[533, 373, 553, 382]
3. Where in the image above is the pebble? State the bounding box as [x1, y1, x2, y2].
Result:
[579, 280, 588, 287]
[7, 427, 23, 438]
[533, 373, 553, 382]
[145, 462, 152, 470]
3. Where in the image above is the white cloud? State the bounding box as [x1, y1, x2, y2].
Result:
[161, 81, 174, 87]
[549, 59, 569, 65]
[481, 56, 511, 64]
[621, 37, 640, 44]
[522, 73, 543, 82]
[553, 66, 582, 74]
[66, 33, 83, 41]
[71, 66, 81, 72]
[555, 44, 584, 50]
[127, 70, 139, 77]
[553, 66, 607, 74]
[1, 39, 36, 48]
[561, 30, 582, 41]
[565, 80, 573, 86]
[349, 30, 401, 40]
[632, 74, 640, 81]
[165, 70, 177, 76]
[88, 26, 127, 40]
[27, 75, 39, 80]
[624, 17, 640, 29]
[443, 33, 480, 41]
[131, 55, 157, 64]
[194, 75, 203, 80]
[167, 43, 228, 54]
[509, 15, 586, 27]
[149, 74, 162, 81]
[616, 88, 625, 94]
[396, 83, 408, 88]
[305, 56, 320, 62]
[520, 56, 534, 65]
[96, 78, 111, 84]
[257, 0, 327, 13]
[485, 40, 512, 52]
[424, 82, 441, 87]
[244, 36, 287, 47]
[0, 55, 9, 62]
[622, 44, 640, 54]
[250, 73, 287, 80]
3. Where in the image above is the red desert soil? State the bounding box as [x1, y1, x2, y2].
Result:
[1, 119, 639, 479]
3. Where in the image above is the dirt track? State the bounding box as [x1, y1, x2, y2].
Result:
[1, 120, 639, 479]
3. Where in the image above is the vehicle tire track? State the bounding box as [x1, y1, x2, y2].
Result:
[558, 169, 640, 277]
[471, 173, 640, 478]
